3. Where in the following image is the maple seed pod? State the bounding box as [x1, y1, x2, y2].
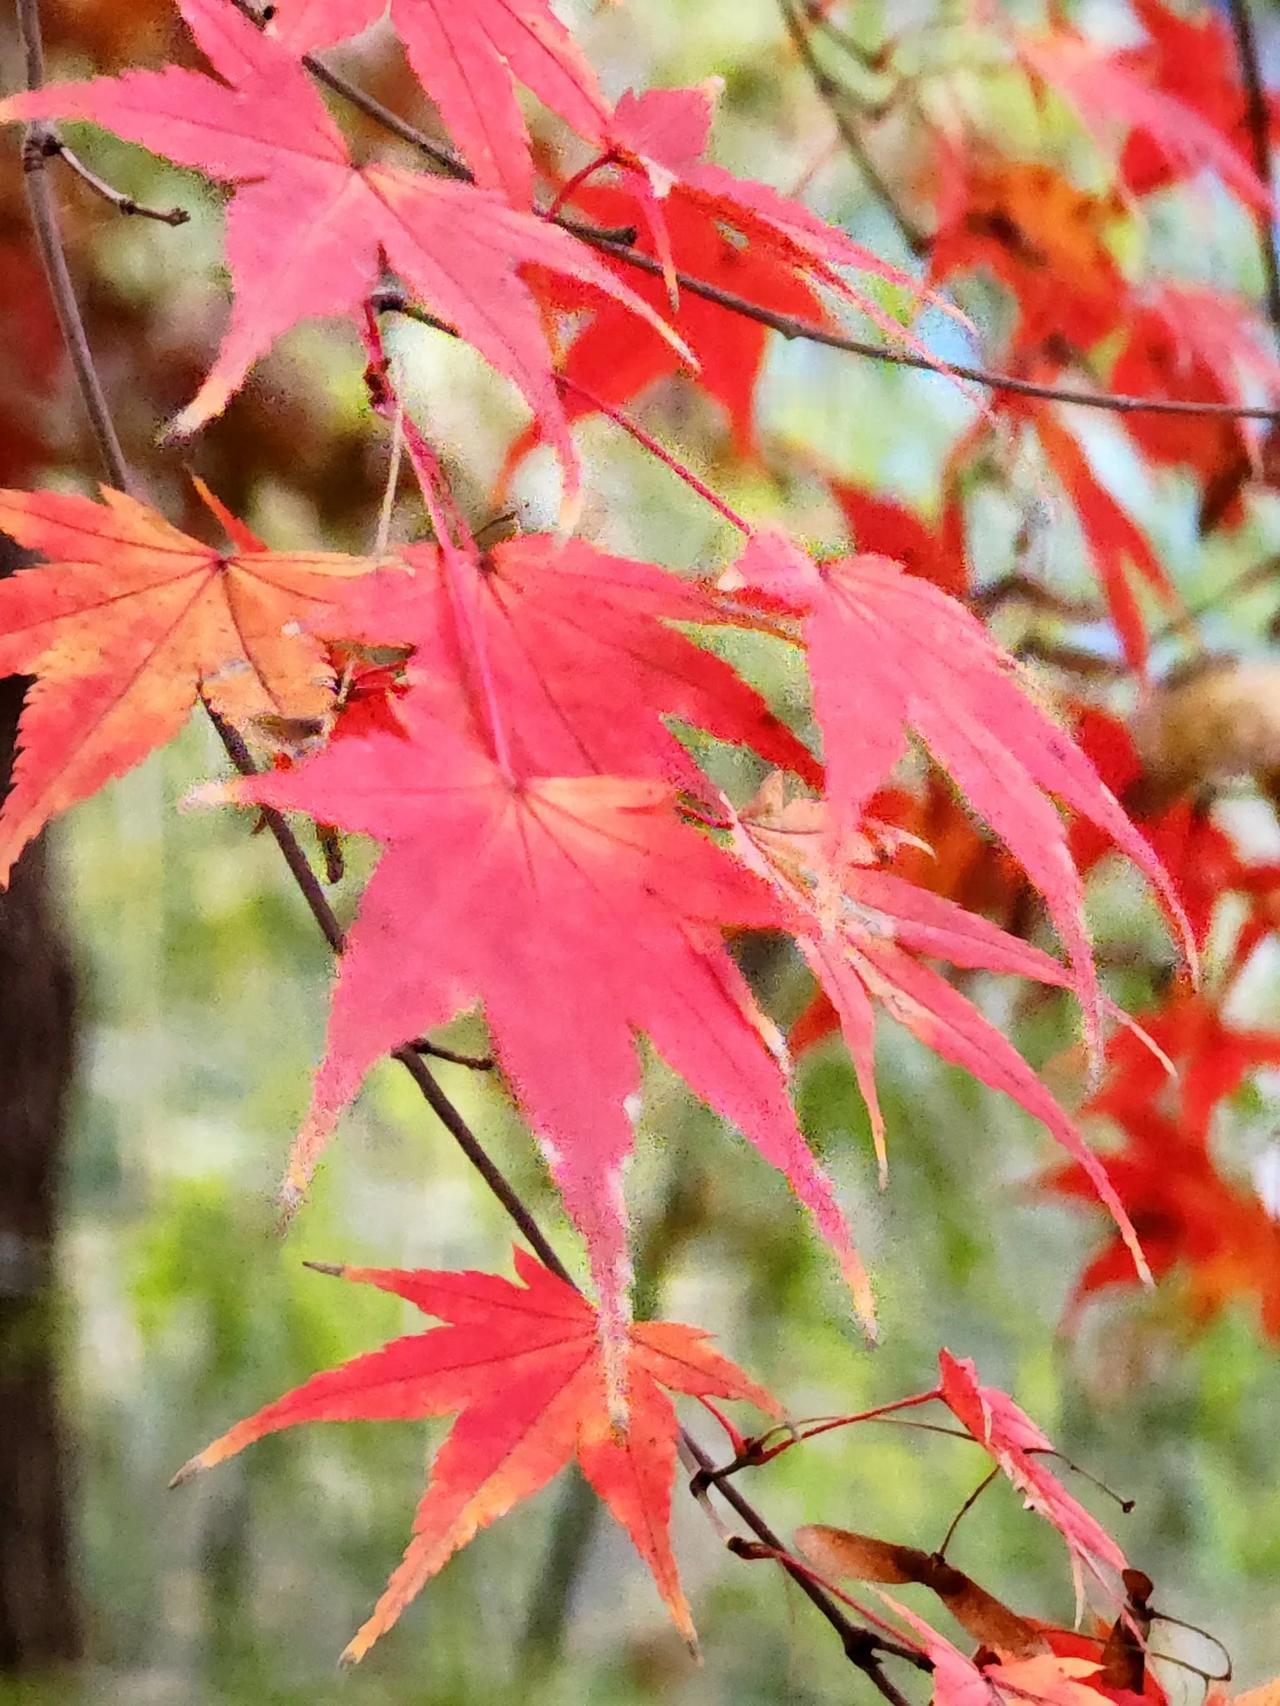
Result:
[1130, 659, 1280, 812]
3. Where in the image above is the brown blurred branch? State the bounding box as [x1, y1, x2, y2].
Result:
[777, 0, 927, 253]
[1225, 0, 1280, 340]
[15, 0, 130, 489]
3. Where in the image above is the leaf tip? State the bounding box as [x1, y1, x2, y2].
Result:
[276, 1177, 306, 1234]
[182, 779, 241, 813]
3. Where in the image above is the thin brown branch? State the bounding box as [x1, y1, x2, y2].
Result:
[778, 0, 927, 254]
[227, 0, 470, 177]
[561, 227, 1280, 421]
[1225, 0, 1280, 340]
[409, 1037, 495, 1071]
[38, 134, 189, 225]
[15, 0, 130, 489]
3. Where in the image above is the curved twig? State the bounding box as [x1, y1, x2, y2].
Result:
[38, 133, 189, 225]
[1225, 0, 1280, 340]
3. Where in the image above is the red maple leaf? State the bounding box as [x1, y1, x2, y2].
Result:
[937, 1350, 1127, 1599]
[171, 1248, 780, 1660]
[1015, 17, 1272, 212]
[827, 479, 967, 599]
[1111, 287, 1278, 533]
[1028, 410, 1177, 679]
[721, 533, 1190, 1063]
[269, 0, 609, 206]
[0, 483, 379, 884]
[1113, 0, 1278, 202]
[330, 533, 823, 787]
[202, 704, 870, 1364]
[0, 0, 679, 499]
[730, 779, 1145, 1273]
[591, 82, 936, 352]
[507, 181, 829, 468]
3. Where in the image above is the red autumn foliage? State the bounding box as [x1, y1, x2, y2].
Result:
[0, 0, 1277, 1690]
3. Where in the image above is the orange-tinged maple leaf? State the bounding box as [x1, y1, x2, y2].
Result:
[930, 156, 1127, 355]
[0, 0, 682, 503]
[882, 1594, 1114, 1706]
[1045, 1619, 1168, 1706]
[1044, 1106, 1280, 1342]
[0, 484, 379, 884]
[202, 704, 871, 1377]
[1041, 989, 1280, 1340]
[171, 1248, 781, 1660]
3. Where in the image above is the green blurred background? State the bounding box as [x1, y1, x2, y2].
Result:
[1, 1, 1278, 1702]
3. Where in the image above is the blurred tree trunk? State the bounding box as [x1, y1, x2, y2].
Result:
[0, 536, 80, 1671]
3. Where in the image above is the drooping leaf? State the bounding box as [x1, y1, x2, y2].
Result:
[937, 1350, 1128, 1599]
[1029, 410, 1177, 679]
[172, 1248, 780, 1659]
[271, 0, 609, 206]
[730, 780, 1146, 1272]
[721, 533, 1191, 1061]
[0, 0, 681, 500]
[0, 484, 378, 884]
[201, 704, 871, 1370]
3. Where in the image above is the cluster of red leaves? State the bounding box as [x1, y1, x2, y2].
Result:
[922, 1, 1280, 670]
[1041, 989, 1280, 1342]
[0, 0, 1277, 1681]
